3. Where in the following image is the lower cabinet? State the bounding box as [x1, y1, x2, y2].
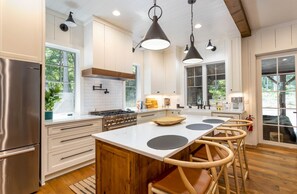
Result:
[137, 110, 166, 124]
[166, 110, 181, 116]
[211, 111, 246, 119]
[42, 119, 102, 183]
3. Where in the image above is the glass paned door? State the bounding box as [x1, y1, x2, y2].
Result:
[261, 55, 297, 145]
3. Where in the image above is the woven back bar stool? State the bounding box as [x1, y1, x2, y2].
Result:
[222, 119, 253, 185]
[191, 127, 247, 194]
[148, 140, 234, 194]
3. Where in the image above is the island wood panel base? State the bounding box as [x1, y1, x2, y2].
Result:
[95, 140, 198, 194]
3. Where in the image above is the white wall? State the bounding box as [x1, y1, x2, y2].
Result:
[179, 36, 242, 106]
[242, 19, 297, 146]
[82, 78, 124, 113]
[46, 9, 126, 113]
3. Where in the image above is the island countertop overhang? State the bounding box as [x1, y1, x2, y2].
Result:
[92, 115, 230, 161]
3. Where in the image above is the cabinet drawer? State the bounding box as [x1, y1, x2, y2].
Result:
[48, 130, 97, 152]
[211, 113, 240, 119]
[48, 120, 102, 135]
[48, 144, 95, 173]
[137, 111, 166, 124]
[166, 110, 181, 116]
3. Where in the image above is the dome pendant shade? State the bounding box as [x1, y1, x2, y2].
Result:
[141, 16, 170, 50]
[64, 12, 77, 27]
[183, 42, 203, 64]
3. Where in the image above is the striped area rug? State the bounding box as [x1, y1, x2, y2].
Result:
[69, 175, 96, 194]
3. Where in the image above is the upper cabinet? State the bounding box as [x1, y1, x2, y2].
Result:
[84, 17, 133, 74]
[226, 37, 242, 93]
[0, 0, 45, 63]
[144, 50, 165, 95]
[164, 47, 181, 95]
[143, 47, 181, 95]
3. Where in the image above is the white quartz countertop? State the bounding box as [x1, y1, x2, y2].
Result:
[45, 114, 103, 126]
[92, 115, 229, 161]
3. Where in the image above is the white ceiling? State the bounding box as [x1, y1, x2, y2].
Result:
[46, 0, 240, 47]
[241, 0, 297, 30]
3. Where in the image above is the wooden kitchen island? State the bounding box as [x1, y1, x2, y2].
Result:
[92, 115, 229, 194]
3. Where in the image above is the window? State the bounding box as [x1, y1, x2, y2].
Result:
[186, 62, 226, 106]
[207, 63, 226, 103]
[45, 47, 76, 114]
[187, 66, 203, 105]
[125, 65, 137, 107]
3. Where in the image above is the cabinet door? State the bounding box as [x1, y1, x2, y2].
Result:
[0, 0, 44, 62]
[151, 52, 165, 94]
[164, 50, 177, 94]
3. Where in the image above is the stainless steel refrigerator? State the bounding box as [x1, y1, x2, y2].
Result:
[0, 58, 41, 194]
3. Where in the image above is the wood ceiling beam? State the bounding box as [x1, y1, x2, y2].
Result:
[224, 0, 251, 37]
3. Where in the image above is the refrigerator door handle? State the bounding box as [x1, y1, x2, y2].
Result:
[0, 145, 35, 159]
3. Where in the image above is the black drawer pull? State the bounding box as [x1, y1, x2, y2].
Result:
[60, 124, 93, 131]
[60, 149, 93, 160]
[141, 114, 155, 118]
[60, 135, 91, 143]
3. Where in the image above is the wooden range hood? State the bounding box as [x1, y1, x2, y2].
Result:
[81, 68, 135, 80]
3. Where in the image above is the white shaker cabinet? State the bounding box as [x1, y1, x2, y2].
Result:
[84, 17, 133, 74]
[227, 37, 242, 92]
[42, 119, 102, 184]
[164, 47, 181, 95]
[144, 50, 165, 94]
[0, 0, 45, 63]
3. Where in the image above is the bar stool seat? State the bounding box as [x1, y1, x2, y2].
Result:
[148, 140, 234, 194]
[152, 167, 212, 194]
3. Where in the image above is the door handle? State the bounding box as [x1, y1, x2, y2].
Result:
[293, 112, 296, 113]
[0, 146, 35, 159]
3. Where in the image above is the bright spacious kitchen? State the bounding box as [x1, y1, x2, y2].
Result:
[1, 0, 297, 194]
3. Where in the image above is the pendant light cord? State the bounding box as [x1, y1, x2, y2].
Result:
[191, 3, 193, 35]
[154, 0, 156, 16]
[148, 0, 162, 20]
[190, 3, 195, 43]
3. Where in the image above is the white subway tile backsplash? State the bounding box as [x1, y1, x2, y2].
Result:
[82, 78, 124, 114]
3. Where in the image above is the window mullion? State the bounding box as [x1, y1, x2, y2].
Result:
[202, 65, 207, 104]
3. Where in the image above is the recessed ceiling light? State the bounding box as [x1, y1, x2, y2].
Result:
[112, 10, 121, 16]
[194, 23, 202, 29]
[282, 58, 288, 61]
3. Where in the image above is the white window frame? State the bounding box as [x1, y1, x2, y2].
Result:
[184, 60, 226, 106]
[124, 64, 140, 109]
[45, 43, 80, 117]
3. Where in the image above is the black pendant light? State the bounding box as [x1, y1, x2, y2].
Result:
[206, 39, 216, 51]
[60, 11, 77, 32]
[183, 0, 203, 64]
[65, 12, 77, 27]
[141, 0, 170, 50]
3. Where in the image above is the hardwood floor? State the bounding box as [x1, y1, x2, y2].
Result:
[37, 144, 297, 194]
[37, 165, 95, 194]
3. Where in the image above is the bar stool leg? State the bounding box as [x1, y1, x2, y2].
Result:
[148, 183, 153, 194]
[242, 143, 250, 179]
[232, 160, 240, 194]
[237, 148, 247, 192]
[223, 165, 231, 194]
